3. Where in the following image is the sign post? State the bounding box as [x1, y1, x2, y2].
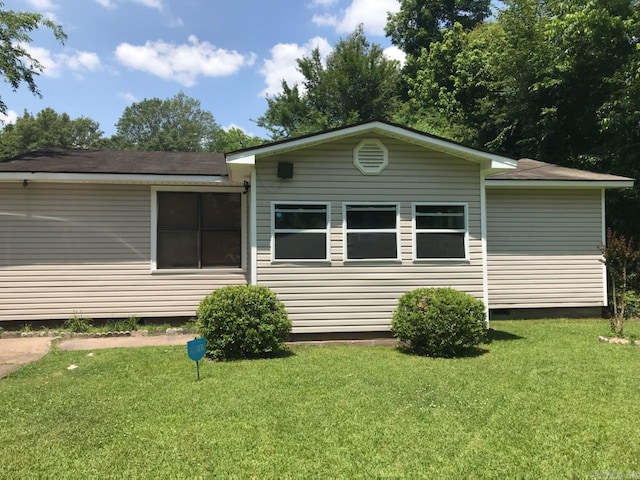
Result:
[187, 337, 206, 381]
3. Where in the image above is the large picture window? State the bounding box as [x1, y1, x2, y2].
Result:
[413, 204, 467, 260]
[272, 203, 330, 261]
[157, 192, 242, 269]
[344, 204, 399, 260]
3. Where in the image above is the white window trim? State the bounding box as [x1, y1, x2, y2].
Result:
[343, 202, 401, 262]
[270, 201, 331, 263]
[412, 202, 469, 262]
[150, 186, 247, 274]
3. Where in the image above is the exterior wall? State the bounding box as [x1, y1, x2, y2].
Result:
[255, 134, 484, 333]
[486, 188, 605, 309]
[0, 182, 247, 323]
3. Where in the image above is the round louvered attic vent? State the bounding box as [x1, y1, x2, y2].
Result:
[353, 139, 388, 175]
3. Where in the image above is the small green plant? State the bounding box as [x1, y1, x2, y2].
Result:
[624, 290, 640, 319]
[0, 326, 4, 337]
[64, 314, 93, 333]
[107, 316, 140, 332]
[20, 323, 32, 333]
[391, 287, 487, 357]
[196, 285, 291, 360]
[599, 229, 640, 336]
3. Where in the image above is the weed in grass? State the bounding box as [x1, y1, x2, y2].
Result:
[106, 315, 140, 332]
[63, 314, 93, 333]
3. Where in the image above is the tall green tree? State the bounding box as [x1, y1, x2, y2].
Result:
[0, 2, 66, 114]
[212, 127, 264, 152]
[0, 108, 103, 158]
[111, 92, 222, 151]
[257, 26, 402, 140]
[386, 0, 491, 57]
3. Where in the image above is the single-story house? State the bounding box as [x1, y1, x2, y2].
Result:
[0, 121, 633, 332]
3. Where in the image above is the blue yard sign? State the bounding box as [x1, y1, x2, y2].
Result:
[187, 337, 206, 380]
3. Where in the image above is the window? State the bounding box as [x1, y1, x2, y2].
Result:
[272, 203, 330, 261]
[344, 204, 399, 260]
[156, 192, 241, 269]
[413, 204, 467, 260]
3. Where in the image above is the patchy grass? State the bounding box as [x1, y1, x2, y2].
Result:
[0, 319, 639, 478]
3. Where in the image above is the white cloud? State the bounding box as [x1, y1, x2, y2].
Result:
[115, 35, 256, 87]
[133, 0, 163, 9]
[18, 44, 101, 78]
[95, 0, 163, 9]
[259, 37, 332, 97]
[310, 0, 339, 6]
[119, 92, 138, 103]
[26, 0, 58, 10]
[383, 45, 406, 65]
[0, 110, 18, 126]
[313, 0, 400, 36]
[95, 0, 116, 8]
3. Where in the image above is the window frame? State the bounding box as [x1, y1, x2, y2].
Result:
[151, 186, 246, 273]
[270, 201, 331, 263]
[342, 202, 401, 262]
[412, 202, 469, 262]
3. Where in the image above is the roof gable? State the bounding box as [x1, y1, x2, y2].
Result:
[225, 121, 519, 182]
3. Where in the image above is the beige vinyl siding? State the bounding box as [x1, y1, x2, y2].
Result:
[486, 188, 604, 309]
[0, 183, 247, 322]
[255, 135, 484, 333]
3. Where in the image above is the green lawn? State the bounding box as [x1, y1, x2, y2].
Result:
[1, 319, 639, 479]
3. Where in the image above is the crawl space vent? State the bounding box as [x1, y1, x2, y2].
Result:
[353, 139, 388, 175]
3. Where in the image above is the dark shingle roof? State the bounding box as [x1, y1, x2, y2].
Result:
[0, 148, 228, 176]
[486, 158, 633, 182]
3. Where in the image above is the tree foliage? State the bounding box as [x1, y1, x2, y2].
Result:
[0, 108, 103, 158]
[256, 26, 402, 140]
[111, 92, 223, 151]
[0, 2, 66, 114]
[386, 0, 491, 57]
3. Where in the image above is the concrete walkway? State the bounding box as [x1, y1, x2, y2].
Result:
[0, 334, 196, 379]
[0, 337, 53, 379]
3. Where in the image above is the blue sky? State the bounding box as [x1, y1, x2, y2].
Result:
[1, 0, 405, 139]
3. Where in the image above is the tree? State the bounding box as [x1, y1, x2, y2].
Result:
[599, 229, 640, 336]
[211, 127, 263, 152]
[386, 0, 491, 57]
[0, 2, 66, 114]
[111, 92, 222, 151]
[0, 107, 103, 158]
[257, 26, 402, 140]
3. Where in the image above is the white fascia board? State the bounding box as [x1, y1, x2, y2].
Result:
[0, 172, 231, 185]
[485, 179, 635, 188]
[226, 154, 255, 183]
[225, 122, 517, 170]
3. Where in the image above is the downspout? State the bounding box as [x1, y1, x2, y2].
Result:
[601, 188, 607, 306]
[480, 170, 490, 325]
[250, 167, 258, 286]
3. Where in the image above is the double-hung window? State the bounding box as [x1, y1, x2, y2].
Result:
[272, 203, 330, 261]
[156, 191, 242, 269]
[344, 204, 400, 260]
[413, 204, 467, 260]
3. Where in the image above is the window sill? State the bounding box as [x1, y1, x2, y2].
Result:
[343, 259, 403, 265]
[412, 258, 470, 264]
[151, 267, 246, 275]
[271, 260, 332, 265]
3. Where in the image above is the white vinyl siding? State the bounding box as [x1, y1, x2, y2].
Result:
[486, 188, 605, 309]
[0, 183, 247, 323]
[255, 135, 484, 333]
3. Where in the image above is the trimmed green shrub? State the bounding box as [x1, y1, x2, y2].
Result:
[391, 287, 487, 357]
[196, 285, 291, 360]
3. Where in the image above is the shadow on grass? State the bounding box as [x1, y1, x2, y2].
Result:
[487, 328, 525, 342]
[205, 348, 296, 362]
[396, 344, 490, 359]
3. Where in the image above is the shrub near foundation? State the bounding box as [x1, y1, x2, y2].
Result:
[196, 285, 291, 360]
[392, 287, 487, 357]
